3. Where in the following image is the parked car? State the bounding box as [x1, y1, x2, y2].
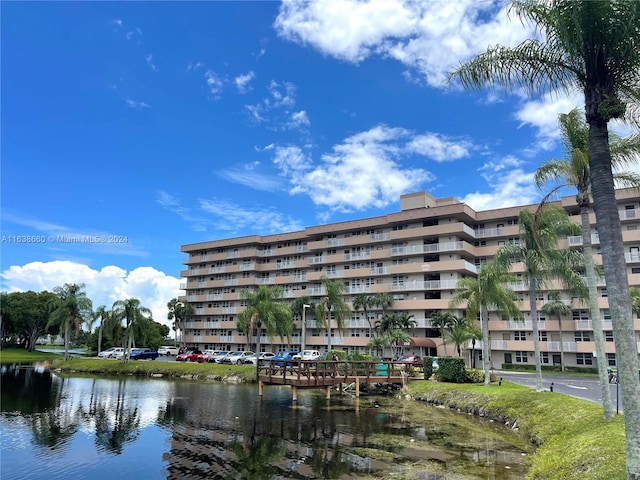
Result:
[396, 355, 423, 366]
[243, 352, 276, 365]
[158, 345, 179, 356]
[221, 351, 255, 365]
[112, 348, 127, 360]
[175, 349, 203, 362]
[129, 348, 159, 360]
[98, 347, 122, 359]
[209, 351, 232, 364]
[272, 350, 300, 367]
[432, 357, 439, 370]
[292, 349, 320, 361]
[196, 350, 220, 363]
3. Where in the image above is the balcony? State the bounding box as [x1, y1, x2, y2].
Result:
[308, 256, 326, 265]
[490, 340, 510, 349]
[276, 261, 297, 269]
[620, 208, 638, 220]
[179, 283, 186, 290]
[226, 251, 240, 259]
[423, 279, 459, 290]
[309, 287, 326, 296]
[567, 234, 600, 246]
[224, 279, 238, 286]
[206, 294, 223, 301]
[294, 274, 306, 282]
[345, 252, 371, 261]
[256, 277, 275, 285]
[370, 266, 390, 275]
[295, 245, 308, 253]
[257, 250, 275, 257]
[475, 227, 503, 238]
[626, 252, 640, 262]
[326, 270, 345, 279]
[345, 285, 371, 294]
[327, 238, 345, 247]
[209, 266, 225, 274]
[222, 307, 237, 314]
[220, 335, 235, 343]
[370, 232, 391, 242]
[240, 262, 255, 271]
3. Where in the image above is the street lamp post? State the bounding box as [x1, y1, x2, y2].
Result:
[302, 304, 310, 352]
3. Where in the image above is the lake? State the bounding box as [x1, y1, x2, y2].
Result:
[0, 364, 531, 479]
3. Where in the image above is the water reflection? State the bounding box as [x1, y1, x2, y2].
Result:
[1, 366, 530, 479]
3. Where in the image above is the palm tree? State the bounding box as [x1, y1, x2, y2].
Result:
[429, 311, 456, 356]
[448, 322, 472, 359]
[374, 313, 399, 338]
[536, 108, 640, 418]
[319, 277, 351, 352]
[352, 293, 375, 339]
[467, 323, 483, 369]
[540, 291, 572, 373]
[112, 298, 152, 361]
[48, 283, 93, 360]
[366, 336, 390, 359]
[237, 285, 292, 353]
[450, 1, 640, 468]
[631, 288, 640, 317]
[495, 206, 584, 392]
[388, 329, 410, 359]
[373, 292, 393, 317]
[450, 261, 521, 386]
[167, 298, 193, 349]
[93, 305, 111, 355]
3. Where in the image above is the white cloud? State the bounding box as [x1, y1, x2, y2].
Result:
[156, 191, 207, 232]
[407, 133, 471, 162]
[205, 70, 225, 98]
[126, 99, 151, 109]
[217, 163, 284, 191]
[1, 261, 181, 332]
[245, 104, 267, 123]
[287, 110, 310, 129]
[274, 125, 434, 213]
[274, 0, 535, 88]
[267, 80, 296, 108]
[199, 198, 304, 234]
[145, 54, 158, 71]
[461, 156, 539, 210]
[515, 90, 582, 153]
[187, 61, 204, 71]
[234, 71, 255, 93]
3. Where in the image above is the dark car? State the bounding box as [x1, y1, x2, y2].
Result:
[272, 350, 300, 367]
[175, 349, 203, 362]
[129, 348, 159, 360]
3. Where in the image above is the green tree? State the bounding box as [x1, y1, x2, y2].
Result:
[536, 108, 640, 418]
[451, 261, 521, 386]
[496, 206, 583, 392]
[540, 291, 572, 372]
[450, 1, 640, 470]
[318, 277, 351, 352]
[631, 288, 640, 317]
[366, 336, 390, 359]
[352, 293, 376, 339]
[7, 291, 56, 351]
[48, 284, 93, 360]
[167, 298, 193, 349]
[447, 320, 472, 359]
[92, 305, 111, 355]
[237, 285, 292, 353]
[429, 311, 456, 356]
[112, 298, 152, 361]
[373, 292, 393, 317]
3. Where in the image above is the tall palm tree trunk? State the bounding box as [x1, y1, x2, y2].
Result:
[97, 321, 103, 355]
[557, 313, 564, 372]
[326, 309, 332, 352]
[588, 119, 640, 474]
[528, 272, 543, 392]
[64, 321, 71, 361]
[480, 306, 490, 386]
[580, 204, 614, 418]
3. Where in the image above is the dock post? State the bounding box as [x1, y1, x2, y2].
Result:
[325, 385, 331, 400]
[258, 380, 264, 396]
[292, 385, 298, 402]
[355, 378, 360, 398]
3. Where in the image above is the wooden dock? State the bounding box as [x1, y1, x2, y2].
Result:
[257, 359, 421, 400]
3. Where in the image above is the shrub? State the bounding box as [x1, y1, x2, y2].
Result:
[423, 356, 434, 379]
[350, 352, 373, 361]
[464, 368, 484, 383]
[434, 357, 466, 383]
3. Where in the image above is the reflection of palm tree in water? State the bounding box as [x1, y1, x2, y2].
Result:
[226, 413, 286, 480]
[91, 379, 141, 454]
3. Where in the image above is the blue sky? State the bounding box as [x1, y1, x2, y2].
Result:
[2, 0, 625, 326]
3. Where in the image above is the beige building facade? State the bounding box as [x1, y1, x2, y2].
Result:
[179, 189, 640, 369]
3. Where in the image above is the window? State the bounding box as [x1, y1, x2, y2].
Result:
[540, 352, 550, 364]
[601, 289, 608, 298]
[515, 351, 528, 363]
[605, 331, 614, 342]
[606, 353, 616, 367]
[575, 331, 591, 342]
[538, 331, 548, 341]
[572, 310, 589, 321]
[576, 353, 593, 366]
[514, 331, 526, 341]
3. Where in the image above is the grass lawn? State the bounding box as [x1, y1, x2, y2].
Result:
[0, 348, 64, 363]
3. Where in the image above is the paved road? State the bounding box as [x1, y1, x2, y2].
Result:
[496, 371, 624, 413]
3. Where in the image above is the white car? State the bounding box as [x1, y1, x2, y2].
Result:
[98, 347, 124, 359]
[158, 345, 179, 356]
[293, 349, 320, 361]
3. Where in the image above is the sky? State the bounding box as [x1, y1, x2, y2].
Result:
[1, 0, 632, 330]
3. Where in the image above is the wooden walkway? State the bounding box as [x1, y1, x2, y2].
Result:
[257, 360, 421, 400]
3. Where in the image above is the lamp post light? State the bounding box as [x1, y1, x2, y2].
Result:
[302, 304, 310, 352]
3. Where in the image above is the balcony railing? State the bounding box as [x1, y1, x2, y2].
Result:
[256, 277, 275, 285]
[207, 294, 223, 301]
[224, 279, 238, 286]
[209, 266, 225, 274]
[370, 232, 391, 242]
[345, 252, 371, 261]
[370, 266, 390, 275]
[257, 250, 275, 257]
[308, 257, 326, 265]
[326, 270, 345, 279]
[222, 307, 237, 314]
[345, 285, 371, 294]
[620, 208, 638, 220]
[240, 262, 255, 270]
[276, 261, 296, 269]
[327, 238, 345, 247]
[475, 227, 503, 238]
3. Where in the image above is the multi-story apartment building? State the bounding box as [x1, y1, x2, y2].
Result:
[180, 188, 640, 370]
